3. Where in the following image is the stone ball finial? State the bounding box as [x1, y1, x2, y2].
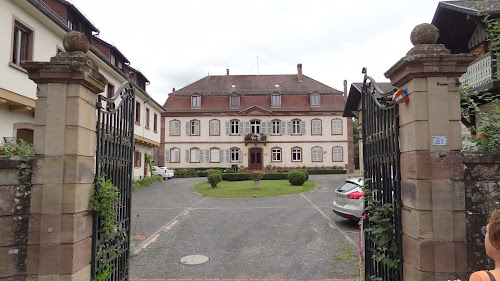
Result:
[410, 23, 439, 45]
[63, 31, 90, 53]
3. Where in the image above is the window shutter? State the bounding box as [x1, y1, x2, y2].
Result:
[200, 149, 205, 163]
[287, 121, 292, 135]
[261, 121, 266, 134]
[226, 149, 230, 162]
[169, 122, 174, 135]
[186, 122, 190, 135]
[238, 150, 242, 163]
[205, 149, 209, 162]
[175, 121, 180, 135]
[173, 149, 179, 162]
[281, 121, 286, 135]
[239, 121, 243, 135]
[301, 121, 306, 134]
[244, 121, 250, 134]
[226, 121, 230, 135]
[185, 149, 190, 162]
[165, 149, 170, 163]
[195, 121, 200, 135]
[219, 149, 223, 162]
[268, 121, 272, 134]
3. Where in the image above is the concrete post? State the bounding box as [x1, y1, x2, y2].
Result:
[21, 31, 107, 281]
[384, 24, 475, 281]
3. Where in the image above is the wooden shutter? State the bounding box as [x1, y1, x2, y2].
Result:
[287, 121, 292, 135]
[226, 149, 230, 162]
[194, 121, 200, 135]
[281, 121, 286, 135]
[165, 149, 170, 163]
[226, 121, 230, 135]
[244, 121, 250, 134]
[268, 121, 272, 134]
[200, 149, 205, 163]
[185, 149, 190, 162]
[301, 121, 306, 134]
[261, 121, 266, 134]
[219, 149, 224, 162]
[185, 121, 190, 135]
[238, 150, 242, 163]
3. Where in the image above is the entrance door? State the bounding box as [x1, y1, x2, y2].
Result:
[248, 148, 263, 170]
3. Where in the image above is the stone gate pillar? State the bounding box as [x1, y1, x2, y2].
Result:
[21, 32, 106, 281]
[384, 24, 475, 281]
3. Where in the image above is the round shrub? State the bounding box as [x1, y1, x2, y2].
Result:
[296, 169, 309, 180]
[208, 169, 222, 176]
[288, 170, 306, 186]
[207, 172, 222, 188]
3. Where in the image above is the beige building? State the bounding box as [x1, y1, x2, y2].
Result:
[1, 0, 165, 180]
[160, 65, 354, 172]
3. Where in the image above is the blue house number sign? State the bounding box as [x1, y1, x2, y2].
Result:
[432, 136, 448, 146]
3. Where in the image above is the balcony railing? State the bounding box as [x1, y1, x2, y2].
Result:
[244, 133, 267, 145]
[459, 53, 493, 89]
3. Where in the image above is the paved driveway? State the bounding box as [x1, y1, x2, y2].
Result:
[129, 174, 361, 280]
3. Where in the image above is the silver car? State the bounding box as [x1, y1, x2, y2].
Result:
[332, 177, 364, 220]
[152, 166, 174, 180]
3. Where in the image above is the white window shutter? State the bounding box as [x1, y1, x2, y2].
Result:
[281, 121, 286, 135]
[226, 121, 230, 135]
[169, 122, 174, 135]
[287, 121, 292, 135]
[195, 121, 200, 135]
[214, 120, 219, 135]
[219, 149, 223, 162]
[268, 121, 272, 134]
[244, 121, 250, 134]
[200, 149, 205, 163]
[239, 121, 243, 135]
[261, 121, 266, 134]
[301, 121, 306, 134]
[185, 149, 190, 162]
[238, 150, 242, 163]
[175, 121, 180, 135]
[226, 149, 230, 162]
[165, 149, 170, 163]
[186, 122, 190, 135]
[205, 149, 209, 162]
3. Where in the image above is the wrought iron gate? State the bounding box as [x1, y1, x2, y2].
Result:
[361, 69, 403, 281]
[92, 82, 135, 281]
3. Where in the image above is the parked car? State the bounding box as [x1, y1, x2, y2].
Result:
[152, 166, 174, 180]
[332, 177, 364, 221]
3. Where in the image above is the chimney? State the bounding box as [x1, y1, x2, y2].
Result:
[226, 69, 230, 76]
[343, 80, 347, 96]
[172, 88, 175, 93]
[297, 63, 303, 82]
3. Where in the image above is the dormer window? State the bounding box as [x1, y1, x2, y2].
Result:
[311, 93, 320, 106]
[230, 94, 240, 108]
[271, 93, 281, 108]
[191, 94, 201, 108]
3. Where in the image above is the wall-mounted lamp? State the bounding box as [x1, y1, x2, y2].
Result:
[3, 137, 14, 144]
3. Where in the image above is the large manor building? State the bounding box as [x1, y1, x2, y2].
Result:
[160, 65, 354, 172]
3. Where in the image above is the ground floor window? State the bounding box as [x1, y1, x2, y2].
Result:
[134, 151, 141, 167]
[231, 148, 240, 162]
[292, 147, 301, 162]
[271, 147, 281, 162]
[190, 148, 200, 163]
[312, 147, 323, 162]
[332, 146, 343, 162]
[210, 148, 220, 163]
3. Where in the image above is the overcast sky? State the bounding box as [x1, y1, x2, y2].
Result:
[69, 0, 442, 105]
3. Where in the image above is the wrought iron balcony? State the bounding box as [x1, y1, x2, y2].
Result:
[244, 133, 267, 145]
[459, 53, 493, 90]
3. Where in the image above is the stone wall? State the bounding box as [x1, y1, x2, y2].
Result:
[464, 151, 500, 272]
[0, 156, 32, 281]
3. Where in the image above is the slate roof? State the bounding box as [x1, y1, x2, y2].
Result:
[164, 74, 346, 114]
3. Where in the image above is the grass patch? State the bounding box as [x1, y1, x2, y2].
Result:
[194, 179, 315, 198]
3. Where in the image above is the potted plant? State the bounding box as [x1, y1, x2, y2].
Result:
[251, 170, 264, 189]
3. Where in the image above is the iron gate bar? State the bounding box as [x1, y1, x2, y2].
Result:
[92, 82, 135, 281]
[361, 71, 402, 281]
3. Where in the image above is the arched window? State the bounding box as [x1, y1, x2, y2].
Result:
[210, 148, 220, 163]
[311, 119, 322, 135]
[166, 147, 180, 163]
[170, 120, 180, 136]
[190, 148, 200, 163]
[312, 146, 323, 162]
[209, 119, 220, 136]
[271, 147, 282, 162]
[292, 147, 302, 162]
[332, 119, 343, 135]
[332, 146, 343, 162]
[230, 147, 241, 162]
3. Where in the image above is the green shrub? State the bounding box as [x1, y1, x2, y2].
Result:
[262, 172, 289, 180]
[306, 169, 346, 175]
[132, 175, 164, 191]
[296, 169, 309, 180]
[288, 170, 306, 186]
[222, 173, 252, 181]
[89, 176, 119, 238]
[207, 172, 222, 188]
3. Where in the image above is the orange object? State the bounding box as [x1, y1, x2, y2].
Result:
[393, 88, 409, 104]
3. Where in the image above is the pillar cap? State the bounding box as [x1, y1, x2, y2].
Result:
[410, 23, 439, 45]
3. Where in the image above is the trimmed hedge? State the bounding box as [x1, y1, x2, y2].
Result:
[262, 172, 289, 180]
[307, 169, 346, 174]
[174, 169, 346, 178]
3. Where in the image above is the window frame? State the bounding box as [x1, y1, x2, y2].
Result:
[310, 93, 321, 107]
[291, 147, 302, 162]
[311, 119, 322, 135]
[190, 147, 200, 163]
[271, 93, 281, 108]
[10, 17, 34, 72]
[210, 147, 220, 163]
[153, 114, 158, 132]
[332, 118, 343, 135]
[191, 94, 201, 108]
[230, 94, 240, 108]
[134, 151, 142, 167]
[135, 101, 141, 124]
[169, 147, 180, 163]
[189, 119, 200, 136]
[145, 108, 150, 129]
[230, 147, 240, 163]
[230, 119, 240, 135]
[311, 146, 323, 162]
[271, 147, 282, 162]
[250, 119, 261, 134]
[271, 120, 281, 135]
[209, 119, 220, 136]
[169, 120, 180, 136]
[332, 146, 343, 162]
[292, 119, 301, 135]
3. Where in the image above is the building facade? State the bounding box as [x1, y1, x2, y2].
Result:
[1, 0, 165, 180]
[160, 65, 354, 172]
